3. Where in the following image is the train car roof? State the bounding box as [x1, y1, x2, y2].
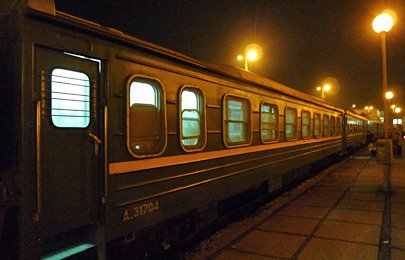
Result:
[22, 0, 352, 113]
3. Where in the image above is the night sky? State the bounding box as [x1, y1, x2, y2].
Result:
[56, 0, 405, 111]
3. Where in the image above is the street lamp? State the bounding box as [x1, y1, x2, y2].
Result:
[373, 11, 395, 138]
[394, 107, 401, 125]
[237, 44, 263, 71]
[365, 106, 374, 115]
[385, 91, 394, 100]
[316, 84, 331, 100]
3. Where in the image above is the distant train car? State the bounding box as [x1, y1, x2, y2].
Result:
[0, 1, 381, 259]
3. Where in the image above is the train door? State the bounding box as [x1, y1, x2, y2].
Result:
[35, 47, 101, 240]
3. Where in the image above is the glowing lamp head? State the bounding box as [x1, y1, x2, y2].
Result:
[245, 43, 263, 62]
[385, 91, 394, 100]
[373, 13, 394, 33]
[246, 49, 258, 61]
[395, 107, 401, 113]
[237, 55, 244, 61]
[323, 84, 331, 91]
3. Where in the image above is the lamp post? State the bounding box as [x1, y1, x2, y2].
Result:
[316, 84, 331, 100]
[365, 106, 374, 115]
[373, 11, 394, 138]
[237, 44, 263, 71]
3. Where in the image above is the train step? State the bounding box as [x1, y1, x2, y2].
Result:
[41, 243, 96, 260]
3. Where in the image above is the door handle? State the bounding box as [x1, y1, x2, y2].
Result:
[89, 133, 102, 156]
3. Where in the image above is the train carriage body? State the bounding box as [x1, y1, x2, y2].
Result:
[0, 1, 382, 259]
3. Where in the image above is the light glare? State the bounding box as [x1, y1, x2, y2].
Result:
[247, 50, 258, 61]
[373, 13, 394, 33]
[385, 91, 394, 100]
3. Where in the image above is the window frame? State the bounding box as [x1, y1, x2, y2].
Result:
[223, 94, 252, 147]
[260, 101, 279, 143]
[285, 107, 298, 141]
[126, 75, 167, 158]
[178, 85, 207, 152]
[301, 110, 311, 139]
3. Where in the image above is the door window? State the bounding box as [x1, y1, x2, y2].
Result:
[51, 68, 91, 128]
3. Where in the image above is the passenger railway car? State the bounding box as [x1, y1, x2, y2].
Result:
[0, 1, 383, 259]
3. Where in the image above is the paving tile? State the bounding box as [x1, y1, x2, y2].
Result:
[352, 182, 381, 188]
[276, 205, 329, 219]
[291, 195, 339, 208]
[391, 192, 405, 203]
[305, 189, 344, 199]
[356, 175, 382, 182]
[343, 191, 385, 202]
[318, 179, 352, 186]
[311, 185, 348, 192]
[336, 198, 384, 211]
[213, 249, 278, 260]
[391, 248, 405, 260]
[392, 214, 405, 229]
[392, 185, 405, 192]
[232, 230, 306, 259]
[392, 202, 405, 215]
[333, 171, 357, 176]
[297, 238, 378, 260]
[314, 220, 381, 244]
[258, 215, 320, 235]
[391, 228, 405, 250]
[327, 208, 383, 225]
[349, 185, 381, 192]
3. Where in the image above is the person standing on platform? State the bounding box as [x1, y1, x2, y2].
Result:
[366, 131, 376, 156]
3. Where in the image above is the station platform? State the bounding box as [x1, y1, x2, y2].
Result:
[187, 149, 405, 260]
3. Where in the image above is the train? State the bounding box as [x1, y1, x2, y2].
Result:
[0, 1, 384, 259]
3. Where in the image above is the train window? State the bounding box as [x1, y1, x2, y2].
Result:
[51, 68, 90, 128]
[128, 77, 166, 157]
[330, 116, 335, 136]
[302, 110, 311, 139]
[285, 107, 297, 140]
[336, 116, 341, 135]
[260, 103, 278, 143]
[323, 115, 330, 136]
[180, 87, 206, 151]
[224, 96, 251, 146]
[314, 113, 321, 137]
